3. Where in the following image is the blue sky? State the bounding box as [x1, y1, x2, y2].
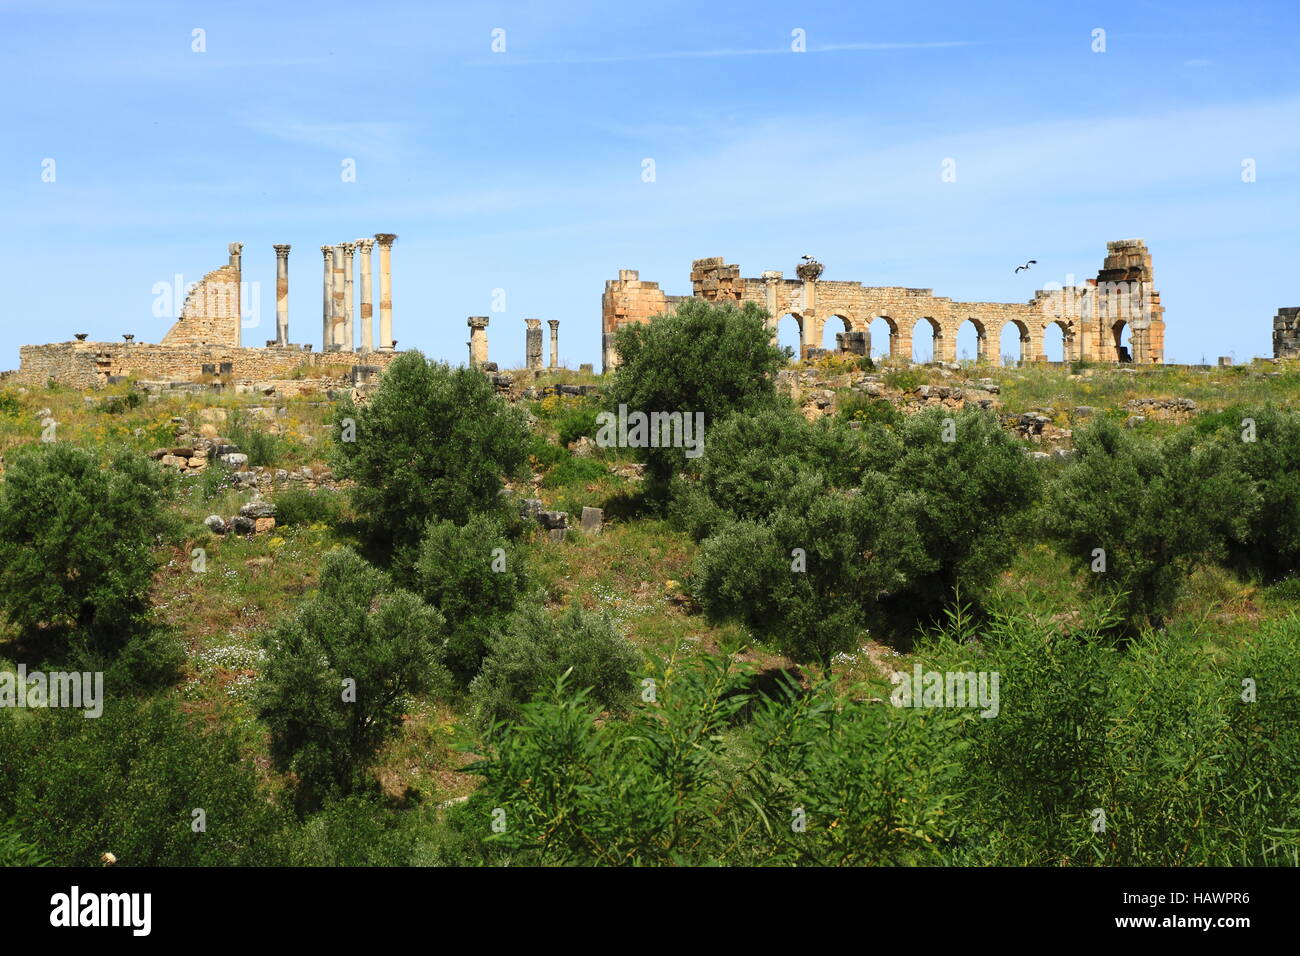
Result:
[2, 0, 1297, 369]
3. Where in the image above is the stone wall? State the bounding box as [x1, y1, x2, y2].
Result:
[161, 247, 243, 347]
[8, 341, 403, 390]
[1274, 307, 1300, 359]
[602, 240, 1166, 370]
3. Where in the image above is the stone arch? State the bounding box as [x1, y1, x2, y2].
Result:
[776, 312, 804, 362]
[1112, 319, 1133, 363]
[957, 317, 989, 364]
[868, 315, 898, 361]
[998, 319, 1030, 367]
[911, 317, 941, 364]
[822, 314, 853, 351]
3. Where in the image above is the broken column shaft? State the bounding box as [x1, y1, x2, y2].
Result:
[273, 244, 290, 346]
[548, 319, 559, 369]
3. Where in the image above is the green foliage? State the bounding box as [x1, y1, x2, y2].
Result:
[198, 459, 235, 499]
[0, 443, 170, 656]
[410, 515, 527, 682]
[605, 298, 787, 489]
[463, 655, 968, 865]
[99, 390, 143, 415]
[872, 407, 1042, 618]
[468, 604, 638, 730]
[692, 476, 923, 669]
[670, 406, 871, 540]
[331, 351, 530, 568]
[883, 367, 920, 392]
[541, 453, 607, 489]
[837, 393, 902, 429]
[1199, 406, 1300, 579]
[0, 817, 50, 866]
[0, 391, 21, 417]
[0, 699, 287, 865]
[1047, 419, 1253, 629]
[226, 410, 288, 467]
[256, 548, 449, 812]
[273, 486, 344, 527]
[556, 403, 600, 448]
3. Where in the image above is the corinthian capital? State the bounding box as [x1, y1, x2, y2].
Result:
[374, 233, 397, 248]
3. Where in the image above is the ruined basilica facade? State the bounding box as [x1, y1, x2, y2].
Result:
[11, 238, 404, 390]
[602, 239, 1167, 371]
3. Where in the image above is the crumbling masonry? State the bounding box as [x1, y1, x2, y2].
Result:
[601, 240, 1166, 372]
[11, 237, 403, 389]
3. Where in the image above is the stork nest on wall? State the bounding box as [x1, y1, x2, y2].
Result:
[796, 260, 824, 282]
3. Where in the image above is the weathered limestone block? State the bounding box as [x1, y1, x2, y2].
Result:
[580, 506, 603, 533]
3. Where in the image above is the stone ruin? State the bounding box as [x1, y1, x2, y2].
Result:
[8, 237, 405, 391]
[1273, 307, 1300, 359]
[601, 240, 1167, 371]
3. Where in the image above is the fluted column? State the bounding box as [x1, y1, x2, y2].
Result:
[375, 233, 397, 350]
[273, 245, 290, 346]
[355, 238, 374, 353]
[468, 316, 489, 368]
[547, 319, 559, 369]
[525, 318, 543, 371]
[341, 241, 356, 351]
[320, 246, 332, 351]
[330, 244, 346, 351]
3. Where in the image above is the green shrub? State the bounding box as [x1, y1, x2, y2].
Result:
[605, 298, 787, 491]
[0, 699, 288, 865]
[99, 390, 143, 415]
[468, 604, 638, 730]
[332, 351, 530, 569]
[883, 367, 920, 392]
[1046, 419, 1253, 629]
[226, 410, 288, 467]
[410, 515, 528, 682]
[541, 454, 607, 489]
[837, 393, 902, 429]
[556, 403, 600, 447]
[273, 487, 344, 527]
[691, 474, 925, 669]
[0, 443, 170, 656]
[256, 549, 449, 812]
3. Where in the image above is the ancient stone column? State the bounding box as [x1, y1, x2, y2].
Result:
[355, 238, 375, 353]
[330, 244, 346, 351]
[375, 233, 397, 350]
[547, 319, 559, 369]
[321, 246, 333, 351]
[525, 318, 543, 371]
[228, 242, 243, 273]
[273, 244, 290, 346]
[468, 316, 489, 368]
[340, 241, 356, 351]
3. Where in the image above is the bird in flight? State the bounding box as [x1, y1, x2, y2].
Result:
[1014, 260, 1037, 274]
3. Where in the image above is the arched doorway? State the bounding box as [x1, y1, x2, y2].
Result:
[957, 318, 988, 364]
[777, 313, 804, 362]
[999, 320, 1028, 367]
[1044, 322, 1066, 362]
[868, 316, 896, 361]
[1112, 320, 1133, 362]
[912, 317, 939, 364]
[822, 315, 852, 353]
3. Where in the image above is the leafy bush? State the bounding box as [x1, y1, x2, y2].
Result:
[555, 403, 600, 448]
[0, 699, 288, 865]
[605, 298, 787, 490]
[837, 393, 902, 429]
[0, 443, 170, 656]
[331, 351, 530, 569]
[100, 390, 143, 415]
[541, 454, 607, 489]
[1046, 419, 1253, 629]
[691, 474, 924, 669]
[1200, 406, 1300, 579]
[273, 487, 344, 527]
[256, 549, 449, 812]
[410, 515, 528, 682]
[468, 604, 638, 730]
[463, 655, 968, 865]
[226, 409, 289, 467]
[870, 407, 1042, 620]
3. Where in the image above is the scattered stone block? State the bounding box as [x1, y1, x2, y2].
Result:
[580, 507, 603, 533]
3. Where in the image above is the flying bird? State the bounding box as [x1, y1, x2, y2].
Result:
[1014, 260, 1037, 274]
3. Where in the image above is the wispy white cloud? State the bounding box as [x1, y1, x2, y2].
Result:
[492, 40, 973, 66]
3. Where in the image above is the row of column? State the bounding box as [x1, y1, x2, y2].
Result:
[315, 234, 396, 353]
[467, 316, 560, 370]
